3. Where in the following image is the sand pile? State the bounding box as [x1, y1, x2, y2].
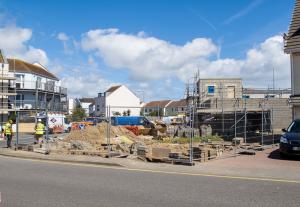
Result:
[62, 123, 138, 147]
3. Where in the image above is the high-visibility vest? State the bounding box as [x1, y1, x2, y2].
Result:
[4, 123, 12, 135]
[35, 123, 45, 135]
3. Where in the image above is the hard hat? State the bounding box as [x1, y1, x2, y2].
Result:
[9, 120, 13, 124]
[38, 119, 42, 122]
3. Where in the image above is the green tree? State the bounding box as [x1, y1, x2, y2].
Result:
[71, 106, 86, 121]
[113, 111, 121, 116]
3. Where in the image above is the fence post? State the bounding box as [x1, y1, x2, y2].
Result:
[16, 111, 19, 149]
[189, 105, 194, 165]
[244, 101, 247, 144]
[234, 101, 237, 157]
[221, 84, 224, 134]
[271, 107, 274, 146]
[106, 105, 111, 157]
[261, 102, 264, 146]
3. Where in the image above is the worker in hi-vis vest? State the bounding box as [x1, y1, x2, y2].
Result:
[35, 119, 45, 144]
[4, 120, 14, 148]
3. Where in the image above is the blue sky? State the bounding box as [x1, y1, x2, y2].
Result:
[0, 0, 295, 101]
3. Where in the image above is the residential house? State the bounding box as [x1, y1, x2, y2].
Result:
[0, 50, 68, 122]
[8, 59, 67, 114]
[284, 0, 300, 119]
[95, 85, 141, 117]
[143, 100, 172, 116]
[165, 99, 187, 116]
[77, 98, 95, 116]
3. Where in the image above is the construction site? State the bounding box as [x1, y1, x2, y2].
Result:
[1, 66, 292, 165]
[0, 33, 293, 166]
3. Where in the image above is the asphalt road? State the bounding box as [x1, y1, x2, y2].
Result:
[0, 156, 299, 207]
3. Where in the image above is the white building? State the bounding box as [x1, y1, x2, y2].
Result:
[143, 100, 172, 117]
[284, 0, 300, 119]
[6, 58, 67, 115]
[95, 85, 141, 117]
[78, 98, 95, 116]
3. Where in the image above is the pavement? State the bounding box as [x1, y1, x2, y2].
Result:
[0, 154, 299, 207]
[0, 142, 300, 181]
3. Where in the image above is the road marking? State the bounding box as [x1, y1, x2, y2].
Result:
[2, 155, 300, 184]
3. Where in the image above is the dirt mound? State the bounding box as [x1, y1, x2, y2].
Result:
[64, 123, 138, 146]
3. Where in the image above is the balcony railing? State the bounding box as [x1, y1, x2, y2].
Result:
[7, 100, 68, 112]
[12, 80, 67, 95]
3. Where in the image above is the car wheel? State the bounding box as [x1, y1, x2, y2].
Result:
[280, 152, 288, 159]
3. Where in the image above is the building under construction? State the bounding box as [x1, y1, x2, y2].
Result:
[186, 77, 292, 141]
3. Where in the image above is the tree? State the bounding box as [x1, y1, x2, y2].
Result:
[113, 111, 121, 116]
[122, 111, 127, 116]
[71, 105, 86, 121]
[126, 109, 131, 116]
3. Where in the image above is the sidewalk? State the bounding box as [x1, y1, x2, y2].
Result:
[0, 146, 300, 182]
[0, 148, 123, 167]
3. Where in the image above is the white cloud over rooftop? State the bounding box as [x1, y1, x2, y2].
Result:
[0, 25, 48, 65]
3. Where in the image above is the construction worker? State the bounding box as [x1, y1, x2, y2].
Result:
[35, 119, 45, 144]
[4, 120, 13, 148]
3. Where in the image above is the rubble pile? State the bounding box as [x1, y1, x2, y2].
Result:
[47, 123, 237, 164]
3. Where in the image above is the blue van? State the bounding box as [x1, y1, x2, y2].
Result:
[111, 116, 150, 126]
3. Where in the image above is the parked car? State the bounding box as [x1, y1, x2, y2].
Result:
[280, 119, 300, 157]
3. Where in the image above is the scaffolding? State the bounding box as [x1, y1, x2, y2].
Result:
[0, 49, 17, 125]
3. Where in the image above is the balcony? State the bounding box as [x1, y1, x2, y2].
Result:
[10, 100, 68, 112]
[14, 81, 67, 95]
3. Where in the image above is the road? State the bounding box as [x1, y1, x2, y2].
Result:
[0, 156, 299, 207]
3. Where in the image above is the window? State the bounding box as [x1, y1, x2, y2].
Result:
[242, 95, 250, 99]
[207, 86, 215, 94]
[287, 120, 300, 133]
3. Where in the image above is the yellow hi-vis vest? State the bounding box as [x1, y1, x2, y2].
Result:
[35, 123, 45, 135]
[4, 123, 12, 135]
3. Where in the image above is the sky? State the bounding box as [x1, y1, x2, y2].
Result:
[0, 0, 295, 101]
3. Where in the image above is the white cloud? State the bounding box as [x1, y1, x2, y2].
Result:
[57, 32, 69, 41]
[0, 25, 48, 65]
[61, 72, 115, 98]
[81, 28, 218, 81]
[57, 32, 73, 55]
[81, 28, 290, 88]
[241, 35, 290, 87]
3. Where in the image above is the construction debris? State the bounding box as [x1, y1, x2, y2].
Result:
[13, 122, 244, 164]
